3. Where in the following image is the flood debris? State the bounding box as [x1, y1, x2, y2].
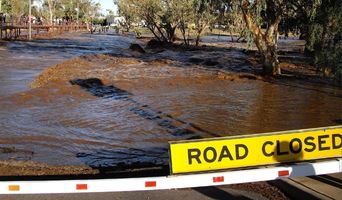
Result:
[129, 43, 146, 54]
[146, 39, 171, 49]
[70, 78, 132, 99]
[0, 147, 16, 153]
[0, 146, 34, 160]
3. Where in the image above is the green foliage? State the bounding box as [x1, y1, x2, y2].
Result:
[3, 0, 101, 24]
[306, 24, 323, 52]
[315, 45, 342, 79]
[192, 0, 216, 45]
[242, 28, 254, 49]
[115, 0, 216, 45]
[276, 0, 341, 80]
[115, 0, 181, 42]
[305, 0, 342, 81]
[279, 0, 321, 38]
[114, 0, 137, 32]
[1, 0, 13, 14]
[92, 17, 106, 25]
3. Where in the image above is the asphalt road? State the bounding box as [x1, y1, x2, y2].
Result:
[0, 185, 268, 200]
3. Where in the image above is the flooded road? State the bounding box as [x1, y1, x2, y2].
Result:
[0, 33, 341, 170]
[0, 33, 132, 97]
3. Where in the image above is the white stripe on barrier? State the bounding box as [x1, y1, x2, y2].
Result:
[0, 158, 341, 194]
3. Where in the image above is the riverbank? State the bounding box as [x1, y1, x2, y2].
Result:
[0, 160, 97, 176]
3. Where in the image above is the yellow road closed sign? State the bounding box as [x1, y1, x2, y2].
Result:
[169, 126, 342, 174]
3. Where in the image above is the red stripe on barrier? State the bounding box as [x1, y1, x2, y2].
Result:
[145, 181, 157, 187]
[76, 184, 88, 190]
[278, 170, 290, 177]
[213, 176, 225, 183]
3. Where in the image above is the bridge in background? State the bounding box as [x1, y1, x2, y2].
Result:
[0, 23, 88, 40]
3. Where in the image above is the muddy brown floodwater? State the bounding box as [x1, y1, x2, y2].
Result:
[0, 33, 341, 177]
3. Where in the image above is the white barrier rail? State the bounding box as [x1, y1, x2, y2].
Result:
[0, 158, 341, 194]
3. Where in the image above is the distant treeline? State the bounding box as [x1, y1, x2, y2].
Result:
[1, 0, 102, 25]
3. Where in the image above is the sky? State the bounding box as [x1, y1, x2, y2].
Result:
[97, 0, 117, 15]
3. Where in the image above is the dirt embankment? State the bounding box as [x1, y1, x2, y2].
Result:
[31, 50, 262, 90]
[31, 37, 335, 92]
[0, 160, 98, 176]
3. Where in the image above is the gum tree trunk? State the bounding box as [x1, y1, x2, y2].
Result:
[241, 0, 282, 76]
[47, 0, 54, 26]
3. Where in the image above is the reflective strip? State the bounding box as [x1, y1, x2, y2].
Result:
[76, 184, 88, 190]
[8, 185, 20, 191]
[145, 181, 157, 187]
[278, 170, 290, 177]
[213, 176, 224, 183]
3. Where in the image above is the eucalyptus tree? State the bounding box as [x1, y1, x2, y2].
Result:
[279, 0, 320, 40]
[240, 0, 284, 75]
[136, 0, 180, 42]
[192, 0, 216, 46]
[114, 0, 137, 32]
[211, 0, 245, 42]
[76, 0, 101, 27]
[38, 0, 100, 25]
[114, 0, 216, 45]
[174, 0, 193, 45]
[7, 0, 30, 22]
[119, 0, 179, 42]
[41, 0, 61, 25]
[159, 0, 182, 42]
[133, 0, 166, 41]
[279, 0, 342, 81]
[1, 0, 12, 14]
[305, 0, 342, 80]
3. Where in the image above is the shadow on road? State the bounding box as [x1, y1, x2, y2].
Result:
[308, 174, 342, 189]
[193, 187, 252, 200]
[269, 140, 319, 200]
